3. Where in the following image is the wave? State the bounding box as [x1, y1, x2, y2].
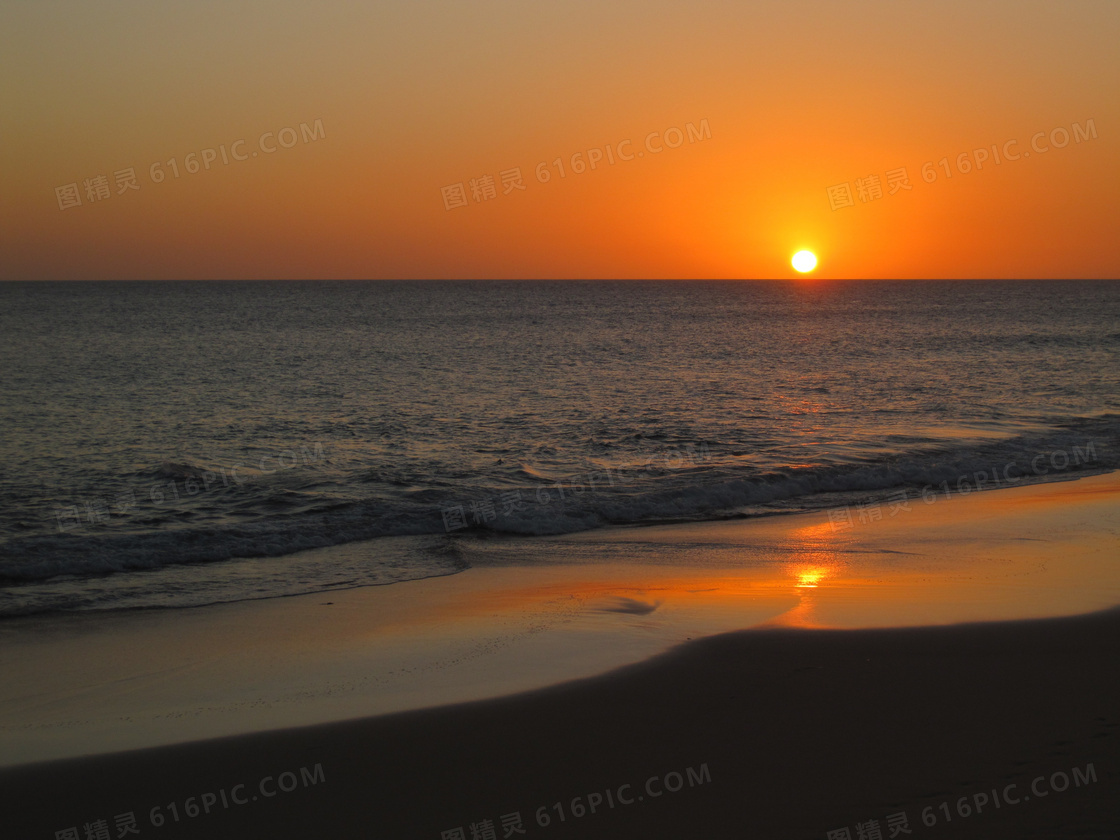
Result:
[0, 415, 1115, 588]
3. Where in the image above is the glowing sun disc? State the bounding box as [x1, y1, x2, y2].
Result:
[792, 250, 817, 273]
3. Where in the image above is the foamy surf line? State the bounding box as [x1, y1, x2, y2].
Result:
[0, 418, 1114, 617]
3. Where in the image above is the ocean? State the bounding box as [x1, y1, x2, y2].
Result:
[0, 279, 1117, 618]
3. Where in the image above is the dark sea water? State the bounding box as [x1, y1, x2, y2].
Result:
[1, 280, 1117, 617]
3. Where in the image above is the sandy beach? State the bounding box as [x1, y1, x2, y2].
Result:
[6, 0, 1119, 833]
[3, 471, 1119, 838]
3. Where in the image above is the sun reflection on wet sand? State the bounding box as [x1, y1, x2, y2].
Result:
[544, 472, 1120, 631]
[796, 569, 824, 588]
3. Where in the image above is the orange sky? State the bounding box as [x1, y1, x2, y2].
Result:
[1, 0, 1117, 280]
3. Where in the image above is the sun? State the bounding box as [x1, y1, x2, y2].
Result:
[791, 250, 817, 273]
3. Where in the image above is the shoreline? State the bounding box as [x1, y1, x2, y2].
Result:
[4, 457, 1112, 620]
[1, 470, 1118, 772]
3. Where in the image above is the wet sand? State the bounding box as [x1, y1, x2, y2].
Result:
[2, 472, 1119, 837]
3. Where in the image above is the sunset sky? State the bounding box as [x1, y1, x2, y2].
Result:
[1, 0, 1117, 280]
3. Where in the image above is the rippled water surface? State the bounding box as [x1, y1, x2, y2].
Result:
[1, 280, 1116, 615]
